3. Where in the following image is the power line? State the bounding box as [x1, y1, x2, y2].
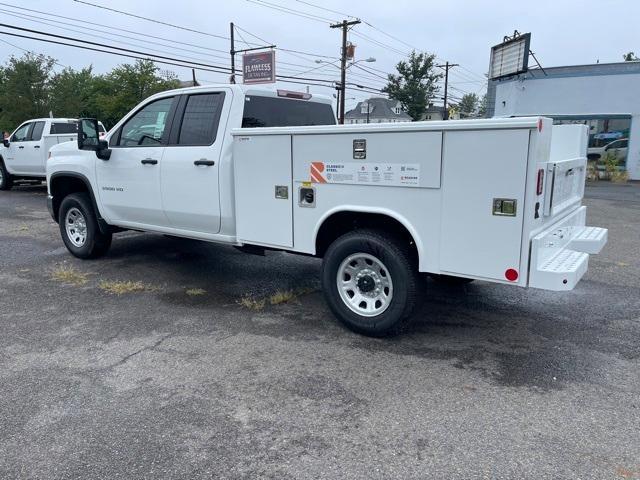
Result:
[0, 30, 232, 75]
[0, 25, 384, 93]
[243, 0, 335, 23]
[294, 0, 357, 19]
[350, 31, 409, 57]
[72, 0, 234, 42]
[0, 9, 222, 66]
[0, 23, 233, 74]
[0, 2, 232, 55]
[0, 36, 68, 68]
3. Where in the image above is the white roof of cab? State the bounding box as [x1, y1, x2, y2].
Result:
[145, 83, 334, 106]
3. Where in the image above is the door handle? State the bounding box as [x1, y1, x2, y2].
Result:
[194, 159, 215, 166]
[141, 158, 158, 165]
[34, 145, 40, 149]
[18, 146, 24, 149]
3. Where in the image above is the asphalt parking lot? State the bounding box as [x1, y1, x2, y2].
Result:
[0, 182, 638, 479]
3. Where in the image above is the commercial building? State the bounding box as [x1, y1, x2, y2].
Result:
[488, 61, 640, 180]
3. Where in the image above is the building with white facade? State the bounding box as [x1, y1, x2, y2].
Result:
[488, 61, 640, 180]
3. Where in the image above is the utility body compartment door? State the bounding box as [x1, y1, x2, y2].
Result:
[234, 134, 293, 248]
[439, 129, 530, 282]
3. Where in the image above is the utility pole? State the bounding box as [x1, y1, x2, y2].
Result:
[330, 19, 361, 124]
[437, 61, 458, 120]
[230, 22, 236, 84]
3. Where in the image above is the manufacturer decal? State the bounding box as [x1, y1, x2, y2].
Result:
[310, 162, 327, 183]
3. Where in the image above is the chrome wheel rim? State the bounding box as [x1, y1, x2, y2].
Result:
[65, 207, 88, 247]
[336, 253, 393, 317]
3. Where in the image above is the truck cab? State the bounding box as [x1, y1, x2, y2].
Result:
[0, 118, 106, 190]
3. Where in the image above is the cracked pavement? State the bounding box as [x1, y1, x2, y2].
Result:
[0, 182, 639, 479]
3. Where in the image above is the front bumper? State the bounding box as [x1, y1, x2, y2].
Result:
[46, 194, 57, 222]
[529, 206, 607, 291]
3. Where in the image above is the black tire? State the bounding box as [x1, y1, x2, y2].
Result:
[59, 193, 112, 259]
[321, 229, 420, 337]
[429, 274, 474, 286]
[0, 160, 13, 191]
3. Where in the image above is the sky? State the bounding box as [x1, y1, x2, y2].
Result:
[0, 0, 638, 111]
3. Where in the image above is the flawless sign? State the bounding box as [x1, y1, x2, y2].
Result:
[242, 51, 276, 84]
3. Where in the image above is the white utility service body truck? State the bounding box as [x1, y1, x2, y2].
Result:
[46, 84, 607, 336]
[0, 117, 106, 190]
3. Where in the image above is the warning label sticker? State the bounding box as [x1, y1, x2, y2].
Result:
[310, 162, 421, 187]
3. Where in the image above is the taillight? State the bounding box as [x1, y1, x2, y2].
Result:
[48, 152, 51, 160]
[536, 168, 544, 195]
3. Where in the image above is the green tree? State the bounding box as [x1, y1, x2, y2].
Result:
[623, 51, 638, 61]
[48, 66, 95, 118]
[457, 93, 479, 118]
[383, 51, 442, 121]
[478, 93, 488, 117]
[0, 53, 55, 133]
[98, 60, 179, 127]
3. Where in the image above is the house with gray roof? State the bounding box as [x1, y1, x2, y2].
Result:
[344, 97, 412, 124]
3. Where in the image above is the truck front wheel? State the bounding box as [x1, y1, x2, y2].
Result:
[59, 193, 112, 259]
[321, 229, 420, 337]
[0, 160, 13, 190]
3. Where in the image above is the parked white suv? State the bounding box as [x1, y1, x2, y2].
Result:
[0, 118, 106, 190]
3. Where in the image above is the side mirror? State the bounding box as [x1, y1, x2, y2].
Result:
[78, 118, 110, 160]
[2, 139, 8, 148]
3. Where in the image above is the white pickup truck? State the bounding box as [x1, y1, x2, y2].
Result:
[46, 84, 607, 336]
[0, 117, 105, 190]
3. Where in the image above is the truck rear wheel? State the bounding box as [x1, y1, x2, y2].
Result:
[321, 229, 420, 337]
[59, 193, 112, 259]
[0, 160, 13, 190]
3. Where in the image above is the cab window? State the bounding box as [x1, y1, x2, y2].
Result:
[50, 122, 78, 135]
[242, 95, 336, 128]
[11, 123, 32, 142]
[175, 93, 224, 146]
[117, 97, 174, 147]
[30, 121, 45, 141]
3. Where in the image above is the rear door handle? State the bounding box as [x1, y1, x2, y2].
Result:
[141, 158, 158, 165]
[34, 145, 40, 149]
[194, 159, 215, 166]
[18, 146, 24, 149]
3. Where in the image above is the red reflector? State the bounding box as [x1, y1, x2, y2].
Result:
[505, 269, 519, 282]
[537, 119, 543, 132]
[536, 168, 544, 195]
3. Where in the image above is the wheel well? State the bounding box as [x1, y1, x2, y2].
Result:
[315, 211, 419, 260]
[49, 175, 90, 222]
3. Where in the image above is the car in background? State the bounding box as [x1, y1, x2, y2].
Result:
[0, 118, 106, 190]
[587, 138, 628, 162]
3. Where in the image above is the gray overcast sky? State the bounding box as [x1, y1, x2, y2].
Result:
[0, 0, 638, 110]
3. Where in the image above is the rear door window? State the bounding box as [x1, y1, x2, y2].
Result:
[50, 122, 78, 134]
[176, 93, 225, 145]
[242, 95, 335, 128]
[30, 121, 45, 141]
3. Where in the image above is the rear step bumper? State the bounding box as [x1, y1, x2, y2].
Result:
[529, 206, 607, 291]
